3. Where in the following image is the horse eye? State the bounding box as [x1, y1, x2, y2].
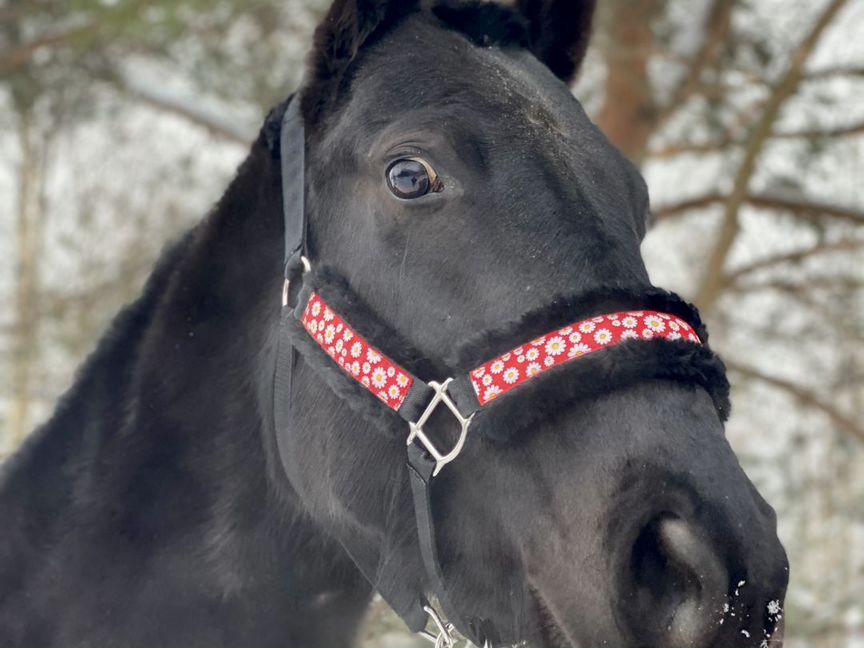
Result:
[386, 158, 441, 199]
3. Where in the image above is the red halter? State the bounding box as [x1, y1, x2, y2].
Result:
[300, 291, 701, 412]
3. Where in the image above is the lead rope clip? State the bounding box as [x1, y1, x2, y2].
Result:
[418, 604, 490, 648]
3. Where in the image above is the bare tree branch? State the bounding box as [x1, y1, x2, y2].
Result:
[119, 77, 253, 146]
[655, 0, 736, 126]
[804, 65, 864, 80]
[692, 0, 851, 314]
[723, 239, 864, 284]
[0, 21, 99, 74]
[727, 361, 864, 444]
[653, 191, 864, 225]
[730, 276, 864, 295]
[649, 118, 864, 158]
[776, 120, 864, 140]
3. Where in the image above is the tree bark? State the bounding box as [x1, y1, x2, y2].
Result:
[594, 0, 664, 160]
[9, 109, 45, 449]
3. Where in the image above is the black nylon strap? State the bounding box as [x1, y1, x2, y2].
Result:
[408, 444, 491, 647]
[280, 96, 307, 277]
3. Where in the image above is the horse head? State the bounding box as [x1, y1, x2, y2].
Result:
[272, 1, 788, 647]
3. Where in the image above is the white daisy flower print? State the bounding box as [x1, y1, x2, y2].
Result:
[669, 321, 680, 332]
[490, 360, 505, 374]
[377, 390, 388, 401]
[483, 385, 502, 401]
[351, 341, 363, 358]
[545, 336, 566, 356]
[361, 376, 370, 387]
[513, 346, 524, 356]
[517, 355, 525, 363]
[397, 374, 410, 388]
[568, 331, 582, 344]
[473, 367, 486, 378]
[324, 324, 336, 344]
[558, 326, 573, 335]
[371, 367, 387, 388]
[568, 343, 591, 357]
[530, 336, 546, 347]
[526, 362, 542, 377]
[593, 329, 613, 345]
[323, 307, 334, 322]
[367, 349, 382, 364]
[362, 362, 371, 374]
[311, 301, 321, 317]
[642, 329, 655, 339]
[578, 321, 596, 334]
[667, 332, 682, 341]
[643, 315, 665, 332]
[335, 339, 343, 353]
[350, 361, 361, 376]
[387, 367, 395, 377]
[482, 374, 493, 386]
[388, 385, 401, 400]
[502, 353, 512, 361]
[525, 348, 540, 361]
[343, 329, 354, 341]
[544, 356, 555, 367]
[621, 316, 638, 329]
[502, 367, 520, 384]
[621, 329, 639, 340]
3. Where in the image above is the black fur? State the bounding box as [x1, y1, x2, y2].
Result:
[432, 1, 531, 49]
[301, 0, 420, 127]
[515, 0, 597, 82]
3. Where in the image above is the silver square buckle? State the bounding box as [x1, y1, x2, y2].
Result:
[407, 378, 474, 477]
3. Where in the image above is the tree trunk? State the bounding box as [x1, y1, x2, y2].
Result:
[9, 108, 44, 449]
[594, 0, 663, 161]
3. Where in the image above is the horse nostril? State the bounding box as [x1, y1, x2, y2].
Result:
[628, 515, 728, 648]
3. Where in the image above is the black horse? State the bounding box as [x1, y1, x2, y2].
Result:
[0, 1, 789, 647]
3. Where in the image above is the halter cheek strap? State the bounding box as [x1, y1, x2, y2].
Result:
[272, 96, 479, 644]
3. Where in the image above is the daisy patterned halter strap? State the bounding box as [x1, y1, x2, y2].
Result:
[299, 291, 701, 416]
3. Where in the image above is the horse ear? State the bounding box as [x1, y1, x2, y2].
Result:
[513, 0, 597, 83]
[301, 0, 419, 124]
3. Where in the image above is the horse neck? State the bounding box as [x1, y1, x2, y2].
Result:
[0, 138, 371, 648]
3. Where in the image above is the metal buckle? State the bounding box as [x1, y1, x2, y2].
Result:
[281, 255, 311, 307]
[419, 604, 457, 648]
[418, 605, 491, 648]
[407, 378, 474, 477]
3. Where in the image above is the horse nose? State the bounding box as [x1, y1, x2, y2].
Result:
[625, 515, 728, 648]
[620, 510, 788, 648]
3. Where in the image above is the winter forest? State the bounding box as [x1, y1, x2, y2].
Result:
[1, 0, 862, 645]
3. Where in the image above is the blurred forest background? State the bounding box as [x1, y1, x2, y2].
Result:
[1, 0, 862, 646]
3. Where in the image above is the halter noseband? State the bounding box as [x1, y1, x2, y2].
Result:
[270, 96, 719, 648]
